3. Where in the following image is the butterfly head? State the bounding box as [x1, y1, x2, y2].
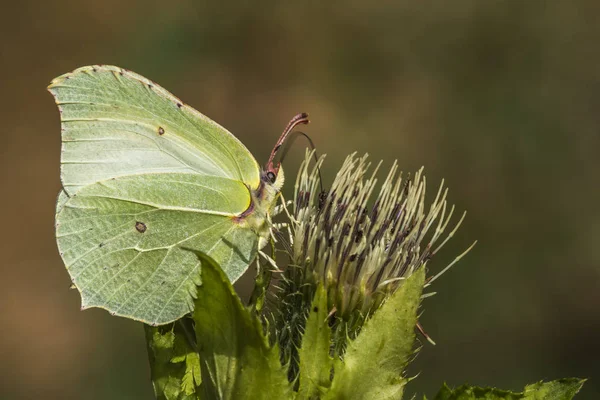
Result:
[262, 163, 285, 192]
[262, 113, 309, 193]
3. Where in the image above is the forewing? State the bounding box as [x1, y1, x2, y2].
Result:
[48, 65, 261, 195]
[56, 173, 258, 325]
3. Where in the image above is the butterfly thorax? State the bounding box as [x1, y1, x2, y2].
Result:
[235, 167, 285, 249]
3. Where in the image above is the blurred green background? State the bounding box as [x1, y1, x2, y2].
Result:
[2, 0, 598, 398]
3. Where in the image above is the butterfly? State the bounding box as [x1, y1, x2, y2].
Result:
[49, 65, 308, 325]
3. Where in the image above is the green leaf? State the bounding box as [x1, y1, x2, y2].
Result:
[297, 284, 333, 399]
[325, 267, 426, 400]
[433, 378, 585, 400]
[181, 352, 202, 396]
[523, 379, 585, 399]
[433, 383, 520, 400]
[190, 250, 291, 400]
[145, 324, 191, 400]
[170, 321, 202, 396]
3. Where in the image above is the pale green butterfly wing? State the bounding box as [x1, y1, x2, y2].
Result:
[50, 66, 267, 325]
[56, 173, 258, 325]
[48, 65, 261, 195]
[56, 189, 69, 214]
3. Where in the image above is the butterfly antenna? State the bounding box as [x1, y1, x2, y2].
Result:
[278, 130, 325, 195]
[267, 113, 310, 173]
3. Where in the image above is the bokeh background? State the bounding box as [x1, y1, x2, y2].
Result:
[2, 1, 599, 398]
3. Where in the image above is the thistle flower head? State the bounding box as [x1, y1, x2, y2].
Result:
[289, 152, 465, 316]
[272, 151, 473, 378]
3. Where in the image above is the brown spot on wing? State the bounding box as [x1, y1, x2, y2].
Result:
[158, 126, 165, 135]
[135, 221, 147, 233]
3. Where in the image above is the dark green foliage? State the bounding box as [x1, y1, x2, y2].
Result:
[433, 378, 585, 400]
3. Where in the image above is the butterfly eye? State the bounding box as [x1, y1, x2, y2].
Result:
[266, 171, 277, 183]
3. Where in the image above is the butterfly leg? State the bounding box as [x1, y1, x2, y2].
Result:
[273, 194, 296, 223]
[258, 250, 282, 272]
